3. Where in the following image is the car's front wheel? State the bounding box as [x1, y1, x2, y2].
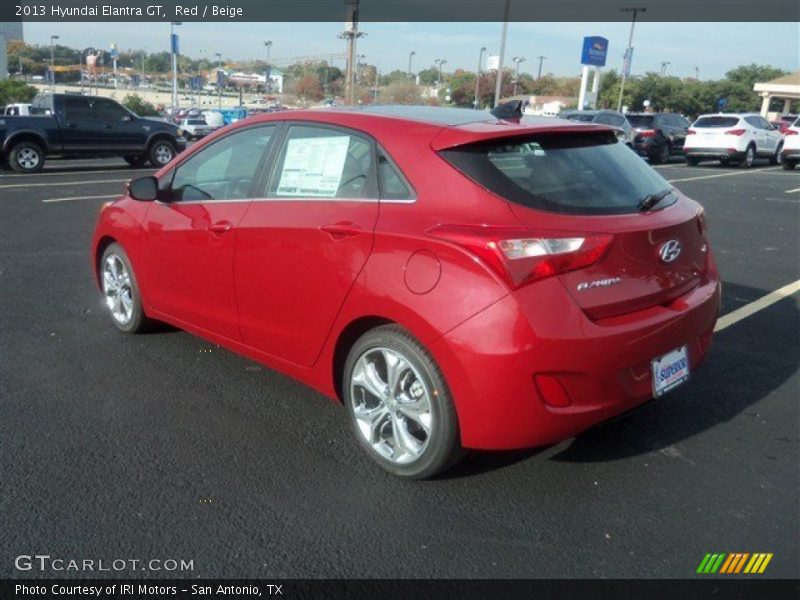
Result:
[343, 325, 463, 479]
[100, 243, 151, 333]
[148, 139, 177, 168]
[769, 143, 783, 166]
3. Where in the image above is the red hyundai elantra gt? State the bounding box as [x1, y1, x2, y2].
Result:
[92, 105, 721, 479]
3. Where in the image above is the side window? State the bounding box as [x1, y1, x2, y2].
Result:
[759, 117, 773, 130]
[94, 99, 129, 122]
[270, 125, 377, 199]
[170, 125, 275, 202]
[743, 116, 761, 129]
[378, 150, 414, 201]
[64, 96, 93, 121]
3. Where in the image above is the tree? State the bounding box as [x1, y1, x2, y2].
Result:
[122, 94, 160, 116]
[417, 66, 440, 86]
[0, 80, 38, 105]
[382, 81, 422, 104]
[292, 74, 323, 103]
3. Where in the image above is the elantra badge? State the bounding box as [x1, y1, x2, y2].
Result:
[659, 240, 682, 263]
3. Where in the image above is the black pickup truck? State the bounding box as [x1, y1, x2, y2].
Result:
[0, 93, 186, 173]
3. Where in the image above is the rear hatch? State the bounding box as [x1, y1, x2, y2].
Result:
[687, 115, 742, 148]
[437, 128, 709, 320]
[627, 114, 657, 144]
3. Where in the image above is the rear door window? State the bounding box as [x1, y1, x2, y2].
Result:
[440, 132, 673, 216]
[64, 96, 93, 120]
[627, 115, 655, 128]
[378, 150, 414, 201]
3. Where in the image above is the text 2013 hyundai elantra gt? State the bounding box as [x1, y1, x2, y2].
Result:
[92, 105, 721, 479]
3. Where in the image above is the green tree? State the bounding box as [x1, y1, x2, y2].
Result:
[0, 80, 38, 105]
[122, 94, 160, 116]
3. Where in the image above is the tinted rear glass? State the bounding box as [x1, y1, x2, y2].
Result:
[187, 119, 207, 125]
[627, 115, 655, 127]
[693, 116, 740, 128]
[441, 133, 673, 215]
[563, 113, 596, 122]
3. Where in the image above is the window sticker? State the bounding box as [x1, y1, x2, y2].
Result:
[276, 135, 351, 197]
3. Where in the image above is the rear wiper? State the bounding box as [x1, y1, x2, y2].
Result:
[638, 188, 674, 212]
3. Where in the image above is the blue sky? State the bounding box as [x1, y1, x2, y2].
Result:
[24, 21, 799, 80]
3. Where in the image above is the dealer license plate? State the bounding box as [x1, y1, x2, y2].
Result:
[651, 346, 690, 398]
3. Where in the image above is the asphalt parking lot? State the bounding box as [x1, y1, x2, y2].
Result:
[1, 155, 798, 579]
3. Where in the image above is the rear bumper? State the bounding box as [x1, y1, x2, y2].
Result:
[431, 270, 721, 450]
[684, 146, 742, 159]
[781, 148, 800, 160]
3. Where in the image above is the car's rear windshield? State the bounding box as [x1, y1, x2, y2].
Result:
[187, 119, 207, 125]
[626, 115, 655, 127]
[440, 132, 674, 216]
[693, 116, 740, 128]
[562, 113, 595, 123]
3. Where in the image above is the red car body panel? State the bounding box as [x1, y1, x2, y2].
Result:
[92, 108, 721, 450]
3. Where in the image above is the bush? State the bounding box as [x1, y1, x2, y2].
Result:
[122, 94, 160, 117]
[0, 80, 38, 106]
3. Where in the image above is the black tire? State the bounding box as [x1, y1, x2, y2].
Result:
[783, 160, 797, 171]
[8, 140, 45, 173]
[148, 138, 177, 168]
[769, 143, 782, 166]
[99, 243, 152, 334]
[719, 157, 730, 167]
[738, 144, 756, 169]
[123, 155, 148, 167]
[343, 324, 464, 479]
[685, 156, 700, 166]
[652, 142, 670, 165]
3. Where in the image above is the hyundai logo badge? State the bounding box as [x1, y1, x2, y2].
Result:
[659, 240, 682, 263]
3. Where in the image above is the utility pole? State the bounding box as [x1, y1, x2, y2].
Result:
[339, 0, 365, 105]
[493, 0, 510, 107]
[264, 40, 272, 93]
[536, 55, 546, 79]
[49, 35, 59, 92]
[171, 21, 182, 112]
[512, 56, 525, 97]
[215, 52, 222, 109]
[694, 66, 699, 80]
[408, 50, 415, 81]
[617, 7, 645, 112]
[660, 61, 670, 76]
[474, 46, 486, 109]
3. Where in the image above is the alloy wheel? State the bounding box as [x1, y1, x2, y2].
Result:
[17, 148, 40, 170]
[102, 254, 134, 325]
[153, 144, 174, 165]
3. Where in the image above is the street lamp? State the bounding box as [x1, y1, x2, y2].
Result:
[493, 0, 511, 107]
[170, 21, 182, 112]
[617, 7, 646, 112]
[660, 61, 671, 76]
[264, 41, 272, 93]
[474, 46, 486, 109]
[512, 56, 526, 97]
[434, 58, 447, 89]
[408, 50, 416, 81]
[536, 55, 547, 79]
[49, 35, 59, 92]
[215, 52, 223, 109]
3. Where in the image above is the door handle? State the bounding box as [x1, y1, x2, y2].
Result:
[208, 221, 233, 235]
[320, 222, 363, 238]
[103, 124, 113, 129]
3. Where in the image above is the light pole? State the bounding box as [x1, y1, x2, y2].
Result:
[170, 21, 182, 112]
[617, 7, 646, 112]
[49, 35, 59, 92]
[512, 56, 525, 97]
[408, 50, 415, 81]
[493, 0, 511, 107]
[264, 41, 272, 93]
[474, 46, 486, 109]
[434, 58, 447, 89]
[215, 52, 222, 109]
[660, 61, 670, 76]
[694, 66, 700, 80]
[536, 55, 547, 79]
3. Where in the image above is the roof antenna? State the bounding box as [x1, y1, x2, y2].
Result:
[490, 100, 524, 122]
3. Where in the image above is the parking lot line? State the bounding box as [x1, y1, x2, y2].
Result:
[667, 167, 780, 183]
[715, 279, 800, 333]
[785, 187, 800, 194]
[0, 178, 129, 190]
[42, 194, 117, 204]
[0, 168, 151, 179]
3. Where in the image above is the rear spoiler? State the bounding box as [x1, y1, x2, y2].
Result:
[490, 100, 525, 122]
[430, 122, 616, 151]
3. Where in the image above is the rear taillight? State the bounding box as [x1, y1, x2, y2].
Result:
[786, 129, 799, 136]
[687, 129, 696, 135]
[697, 209, 707, 235]
[725, 129, 746, 136]
[637, 129, 656, 138]
[427, 225, 613, 289]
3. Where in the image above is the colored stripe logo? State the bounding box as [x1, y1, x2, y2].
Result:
[697, 553, 773, 574]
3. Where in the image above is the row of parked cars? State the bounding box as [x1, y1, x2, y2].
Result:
[560, 109, 797, 169]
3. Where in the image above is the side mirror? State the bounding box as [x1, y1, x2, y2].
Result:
[127, 176, 159, 202]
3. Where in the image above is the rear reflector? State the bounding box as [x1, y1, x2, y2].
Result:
[534, 374, 572, 408]
[637, 129, 656, 138]
[725, 129, 746, 136]
[427, 224, 613, 289]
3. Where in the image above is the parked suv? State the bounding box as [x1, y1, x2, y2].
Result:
[627, 112, 690, 164]
[781, 116, 800, 170]
[560, 110, 635, 146]
[684, 113, 783, 167]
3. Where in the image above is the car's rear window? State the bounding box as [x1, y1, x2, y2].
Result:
[693, 116, 740, 128]
[563, 113, 595, 123]
[440, 132, 674, 216]
[187, 119, 207, 125]
[626, 115, 655, 128]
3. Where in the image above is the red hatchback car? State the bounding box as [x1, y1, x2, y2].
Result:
[92, 105, 721, 478]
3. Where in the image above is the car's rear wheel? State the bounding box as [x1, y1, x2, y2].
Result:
[343, 325, 463, 479]
[653, 142, 670, 164]
[100, 243, 151, 333]
[685, 156, 700, 166]
[148, 139, 176, 168]
[9, 140, 45, 173]
[123, 155, 148, 167]
[784, 159, 797, 171]
[738, 144, 755, 169]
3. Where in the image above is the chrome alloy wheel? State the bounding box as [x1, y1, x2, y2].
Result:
[17, 147, 40, 170]
[102, 254, 134, 325]
[153, 143, 174, 165]
[350, 347, 433, 465]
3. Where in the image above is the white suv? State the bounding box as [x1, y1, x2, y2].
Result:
[781, 116, 800, 170]
[684, 113, 783, 168]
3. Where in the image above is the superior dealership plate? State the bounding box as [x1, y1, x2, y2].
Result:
[652, 345, 690, 398]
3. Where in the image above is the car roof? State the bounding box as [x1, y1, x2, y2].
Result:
[695, 113, 756, 118]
